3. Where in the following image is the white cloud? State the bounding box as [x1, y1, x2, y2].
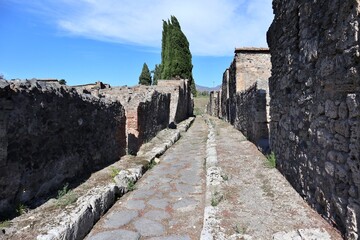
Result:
[18, 0, 273, 56]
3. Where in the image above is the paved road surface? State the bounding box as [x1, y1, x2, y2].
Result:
[86, 116, 342, 240]
[86, 116, 208, 240]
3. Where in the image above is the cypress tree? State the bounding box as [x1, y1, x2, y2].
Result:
[152, 64, 161, 85]
[138, 63, 152, 86]
[160, 16, 196, 95]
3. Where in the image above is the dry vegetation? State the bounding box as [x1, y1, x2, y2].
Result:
[194, 96, 209, 115]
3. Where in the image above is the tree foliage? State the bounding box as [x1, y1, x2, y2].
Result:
[59, 79, 66, 85]
[138, 63, 152, 86]
[160, 16, 196, 95]
[152, 64, 161, 85]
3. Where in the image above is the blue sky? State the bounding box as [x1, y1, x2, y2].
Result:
[0, 0, 273, 87]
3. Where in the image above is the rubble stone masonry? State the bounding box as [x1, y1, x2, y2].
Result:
[208, 91, 221, 117]
[0, 78, 193, 219]
[99, 86, 170, 154]
[0, 79, 126, 218]
[268, 0, 360, 238]
[157, 79, 193, 124]
[212, 48, 271, 147]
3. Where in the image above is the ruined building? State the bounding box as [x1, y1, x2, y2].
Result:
[209, 47, 271, 148]
[0, 78, 193, 219]
[268, 0, 360, 238]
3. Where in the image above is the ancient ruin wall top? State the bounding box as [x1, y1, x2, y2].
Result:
[234, 47, 270, 54]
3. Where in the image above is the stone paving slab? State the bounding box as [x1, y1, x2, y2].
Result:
[86, 116, 208, 239]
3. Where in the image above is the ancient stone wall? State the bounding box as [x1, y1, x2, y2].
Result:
[221, 69, 230, 120]
[234, 48, 271, 92]
[228, 59, 237, 124]
[100, 86, 170, 155]
[0, 77, 193, 220]
[207, 91, 221, 117]
[216, 48, 271, 147]
[157, 79, 193, 124]
[0, 79, 126, 218]
[99, 79, 193, 154]
[234, 83, 269, 145]
[73, 81, 111, 96]
[268, 0, 360, 238]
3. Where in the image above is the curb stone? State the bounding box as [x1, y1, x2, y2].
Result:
[200, 117, 251, 240]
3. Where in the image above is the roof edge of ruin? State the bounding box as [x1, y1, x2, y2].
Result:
[234, 47, 270, 53]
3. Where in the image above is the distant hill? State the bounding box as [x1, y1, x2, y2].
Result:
[196, 84, 221, 92]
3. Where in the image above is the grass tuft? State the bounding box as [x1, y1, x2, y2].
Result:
[127, 178, 136, 191]
[109, 166, 120, 178]
[16, 204, 28, 215]
[147, 160, 157, 170]
[211, 191, 223, 206]
[56, 183, 78, 208]
[221, 173, 229, 181]
[233, 223, 247, 234]
[266, 152, 276, 168]
[0, 220, 11, 228]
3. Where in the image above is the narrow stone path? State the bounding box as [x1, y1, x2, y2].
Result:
[86, 116, 208, 240]
[86, 115, 342, 240]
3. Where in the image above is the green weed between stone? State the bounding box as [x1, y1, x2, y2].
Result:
[147, 160, 157, 170]
[233, 223, 247, 234]
[16, 203, 28, 215]
[266, 152, 276, 168]
[56, 183, 78, 208]
[221, 173, 229, 181]
[109, 166, 120, 178]
[127, 178, 136, 191]
[211, 191, 223, 207]
[0, 220, 11, 228]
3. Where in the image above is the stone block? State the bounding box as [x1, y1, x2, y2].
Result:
[334, 120, 350, 137]
[325, 100, 338, 119]
[347, 94, 360, 118]
[346, 201, 360, 240]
